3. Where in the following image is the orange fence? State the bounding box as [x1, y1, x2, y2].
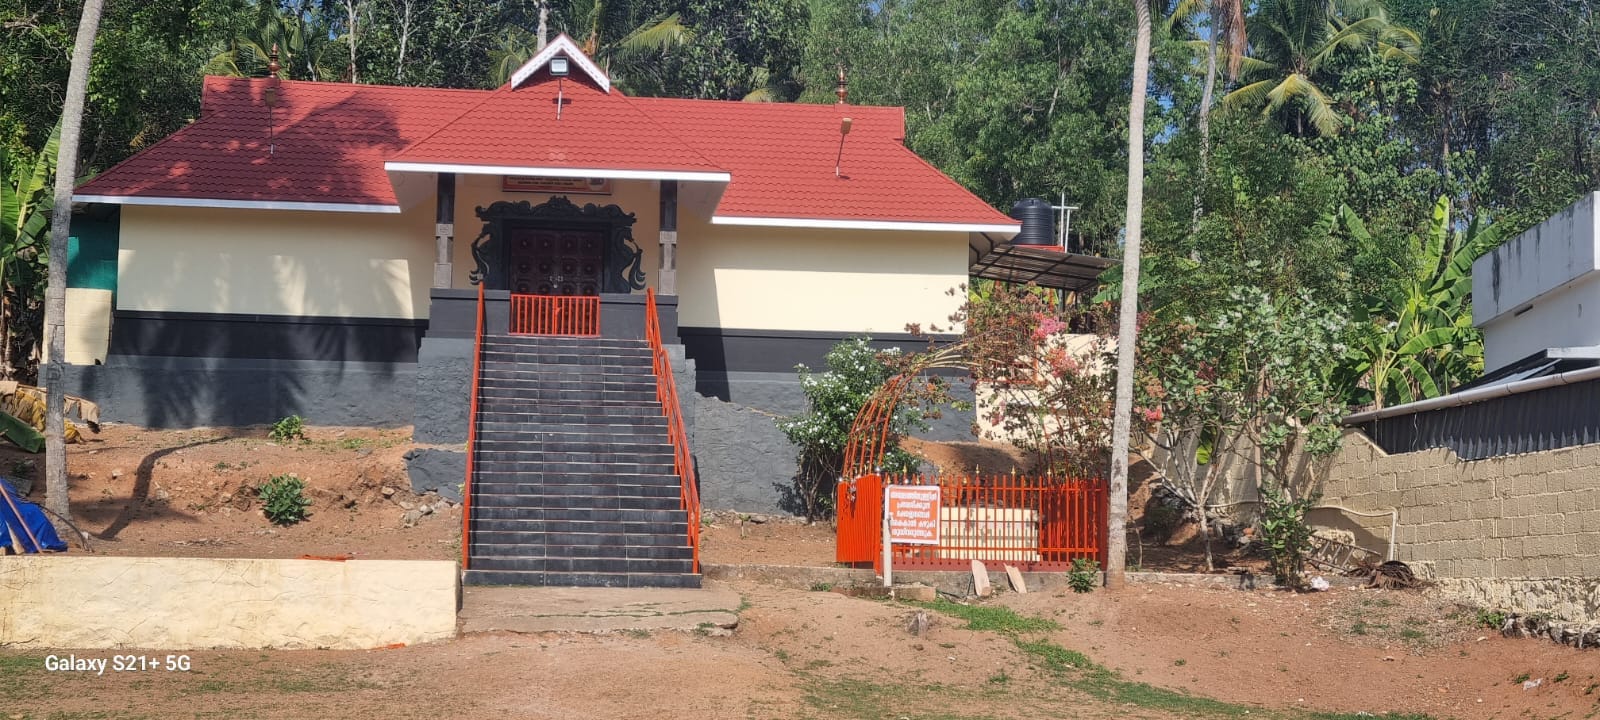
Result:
[644, 289, 701, 571]
[461, 282, 486, 570]
[836, 473, 1107, 572]
[509, 294, 600, 336]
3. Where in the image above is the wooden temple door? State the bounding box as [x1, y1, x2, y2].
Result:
[506, 226, 605, 296]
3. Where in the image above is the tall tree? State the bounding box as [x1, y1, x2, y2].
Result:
[1106, 0, 1152, 590]
[44, 0, 105, 521]
[1225, 0, 1418, 136]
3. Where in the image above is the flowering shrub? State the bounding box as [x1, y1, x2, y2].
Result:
[775, 337, 938, 519]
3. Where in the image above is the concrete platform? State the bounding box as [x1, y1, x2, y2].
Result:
[459, 583, 743, 634]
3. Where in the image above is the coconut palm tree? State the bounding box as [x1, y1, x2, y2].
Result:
[204, 5, 342, 82]
[1224, 0, 1419, 137]
[43, 0, 105, 523]
[487, 2, 693, 89]
[1106, 0, 1154, 590]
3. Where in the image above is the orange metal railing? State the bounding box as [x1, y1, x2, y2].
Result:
[509, 294, 600, 336]
[644, 289, 701, 571]
[836, 472, 1107, 572]
[461, 282, 487, 570]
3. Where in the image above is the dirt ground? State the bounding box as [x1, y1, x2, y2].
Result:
[5, 578, 1598, 719]
[4, 426, 1598, 719]
[3, 424, 459, 560]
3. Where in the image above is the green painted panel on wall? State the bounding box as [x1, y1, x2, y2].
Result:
[68, 213, 118, 291]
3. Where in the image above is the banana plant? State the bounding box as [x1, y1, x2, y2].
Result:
[1338, 196, 1500, 409]
[0, 121, 60, 378]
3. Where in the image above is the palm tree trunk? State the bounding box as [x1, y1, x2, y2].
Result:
[1193, 12, 1219, 231]
[537, 0, 550, 50]
[43, 0, 104, 522]
[1106, 0, 1152, 590]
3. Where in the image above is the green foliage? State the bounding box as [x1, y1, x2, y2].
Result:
[1256, 482, 1318, 589]
[257, 473, 312, 525]
[268, 415, 307, 442]
[1474, 609, 1506, 629]
[1336, 197, 1500, 409]
[775, 337, 927, 519]
[1067, 557, 1100, 593]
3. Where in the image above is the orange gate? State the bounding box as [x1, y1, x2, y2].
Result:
[509, 294, 600, 336]
[836, 472, 1107, 572]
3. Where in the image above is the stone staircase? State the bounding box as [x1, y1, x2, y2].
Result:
[462, 334, 700, 588]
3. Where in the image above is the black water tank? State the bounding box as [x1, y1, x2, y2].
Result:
[1009, 198, 1055, 246]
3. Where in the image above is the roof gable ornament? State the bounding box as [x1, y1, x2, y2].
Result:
[508, 34, 611, 93]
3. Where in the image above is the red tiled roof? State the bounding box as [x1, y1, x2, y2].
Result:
[388, 76, 723, 176]
[634, 97, 1016, 227]
[77, 70, 1018, 230]
[76, 77, 479, 207]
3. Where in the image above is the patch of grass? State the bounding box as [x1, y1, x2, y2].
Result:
[1475, 609, 1507, 629]
[1016, 639, 1252, 717]
[1173, 659, 1187, 667]
[623, 628, 651, 639]
[773, 649, 790, 662]
[915, 599, 1060, 635]
[1399, 628, 1426, 641]
[809, 582, 833, 592]
[0, 653, 49, 702]
[1513, 672, 1531, 684]
[797, 675, 998, 720]
[987, 670, 1010, 685]
[1554, 671, 1570, 683]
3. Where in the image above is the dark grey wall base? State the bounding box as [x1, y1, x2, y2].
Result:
[425, 289, 679, 343]
[680, 326, 959, 374]
[694, 370, 975, 442]
[61, 356, 415, 429]
[691, 394, 795, 514]
[405, 448, 465, 502]
[413, 337, 474, 444]
[109, 310, 427, 363]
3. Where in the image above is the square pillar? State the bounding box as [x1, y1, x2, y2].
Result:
[659, 180, 678, 295]
[433, 173, 456, 288]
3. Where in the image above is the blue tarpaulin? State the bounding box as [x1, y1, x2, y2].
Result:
[0, 478, 66, 553]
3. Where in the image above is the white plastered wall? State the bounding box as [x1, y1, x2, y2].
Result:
[116, 204, 435, 319]
[448, 175, 661, 291]
[675, 215, 969, 333]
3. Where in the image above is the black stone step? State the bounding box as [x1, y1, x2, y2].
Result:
[473, 453, 676, 468]
[467, 556, 694, 574]
[470, 517, 688, 537]
[485, 334, 648, 346]
[477, 370, 656, 386]
[472, 487, 682, 505]
[473, 434, 670, 449]
[467, 530, 691, 549]
[467, 499, 681, 515]
[476, 419, 672, 435]
[471, 508, 686, 526]
[462, 569, 701, 588]
[475, 405, 664, 419]
[469, 543, 694, 561]
[472, 478, 682, 493]
[477, 382, 657, 397]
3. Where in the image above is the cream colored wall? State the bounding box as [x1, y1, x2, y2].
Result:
[0, 557, 457, 650]
[117, 205, 435, 319]
[449, 175, 660, 291]
[675, 218, 969, 333]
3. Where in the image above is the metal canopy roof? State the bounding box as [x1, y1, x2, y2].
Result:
[968, 234, 1115, 292]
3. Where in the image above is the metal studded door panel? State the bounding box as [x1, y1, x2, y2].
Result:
[507, 227, 604, 296]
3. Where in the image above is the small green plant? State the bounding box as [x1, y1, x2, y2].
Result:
[1173, 659, 1186, 667]
[917, 599, 1060, 634]
[269, 415, 307, 442]
[1257, 483, 1317, 589]
[1399, 628, 1425, 641]
[987, 670, 1010, 684]
[337, 437, 368, 450]
[1512, 672, 1531, 684]
[1067, 558, 1100, 594]
[809, 582, 834, 592]
[257, 474, 313, 525]
[1553, 671, 1569, 683]
[1475, 609, 1507, 629]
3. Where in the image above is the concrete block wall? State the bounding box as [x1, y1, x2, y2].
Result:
[1316, 431, 1600, 581]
